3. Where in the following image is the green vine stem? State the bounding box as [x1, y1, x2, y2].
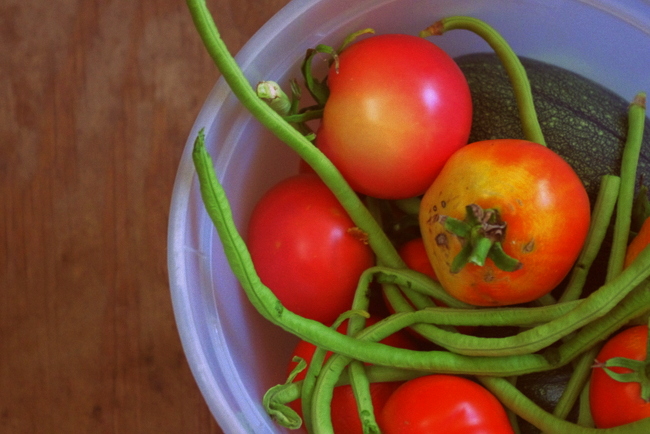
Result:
[194, 129, 650, 373]
[330, 282, 650, 430]
[186, 0, 449, 337]
[340, 277, 379, 434]
[307, 284, 650, 433]
[373, 266, 471, 308]
[606, 93, 647, 280]
[380, 256, 650, 358]
[186, 0, 403, 270]
[264, 364, 437, 430]
[558, 175, 621, 303]
[297, 271, 375, 433]
[578, 381, 595, 427]
[421, 15, 545, 146]
[542, 97, 645, 423]
[552, 345, 601, 420]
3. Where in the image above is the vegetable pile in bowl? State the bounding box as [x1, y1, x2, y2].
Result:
[180, 0, 650, 432]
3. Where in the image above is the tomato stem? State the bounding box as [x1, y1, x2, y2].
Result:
[443, 204, 522, 273]
[601, 320, 650, 403]
[337, 28, 375, 52]
[423, 16, 546, 147]
[301, 44, 337, 106]
[602, 356, 650, 401]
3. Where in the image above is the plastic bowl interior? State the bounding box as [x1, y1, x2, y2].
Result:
[168, 0, 650, 432]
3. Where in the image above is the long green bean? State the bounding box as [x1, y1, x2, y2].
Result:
[559, 175, 621, 303]
[479, 376, 650, 433]
[421, 16, 545, 146]
[186, 0, 402, 269]
[194, 126, 650, 370]
[607, 93, 647, 280]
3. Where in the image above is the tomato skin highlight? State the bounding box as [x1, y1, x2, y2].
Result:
[379, 374, 514, 433]
[590, 325, 650, 428]
[419, 139, 590, 306]
[316, 34, 472, 199]
[247, 174, 375, 324]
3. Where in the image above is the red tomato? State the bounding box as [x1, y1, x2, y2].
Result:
[398, 238, 437, 280]
[316, 34, 472, 200]
[419, 139, 590, 306]
[247, 173, 375, 324]
[287, 317, 418, 433]
[625, 216, 650, 268]
[590, 325, 650, 428]
[379, 374, 514, 433]
[397, 237, 477, 337]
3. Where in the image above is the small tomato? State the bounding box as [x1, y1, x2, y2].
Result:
[590, 325, 650, 428]
[247, 173, 375, 324]
[379, 374, 514, 433]
[625, 216, 650, 268]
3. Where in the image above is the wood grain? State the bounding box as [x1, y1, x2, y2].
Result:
[1, 0, 291, 432]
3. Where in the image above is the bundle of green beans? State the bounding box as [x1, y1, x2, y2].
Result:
[186, 1, 650, 432]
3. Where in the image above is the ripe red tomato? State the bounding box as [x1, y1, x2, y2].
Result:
[419, 139, 590, 306]
[396, 237, 478, 337]
[315, 34, 472, 200]
[590, 325, 650, 428]
[625, 216, 650, 268]
[247, 173, 375, 324]
[398, 238, 437, 280]
[379, 374, 514, 433]
[286, 317, 418, 433]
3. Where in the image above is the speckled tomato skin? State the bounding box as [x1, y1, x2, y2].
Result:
[419, 139, 590, 306]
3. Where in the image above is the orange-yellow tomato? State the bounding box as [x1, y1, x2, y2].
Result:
[419, 139, 590, 306]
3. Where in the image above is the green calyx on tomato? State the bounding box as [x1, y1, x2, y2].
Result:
[301, 28, 375, 108]
[590, 325, 650, 428]
[598, 325, 650, 402]
[601, 357, 650, 401]
[440, 203, 522, 273]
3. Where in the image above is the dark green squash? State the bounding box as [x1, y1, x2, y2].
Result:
[515, 364, 579, 434]
[453, 54, 650, 432]
[455, 53, 650, 207]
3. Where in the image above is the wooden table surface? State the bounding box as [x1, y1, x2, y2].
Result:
[1, 0, 291, 432]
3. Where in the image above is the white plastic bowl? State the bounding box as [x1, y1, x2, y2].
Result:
[168, 1, 650, 432]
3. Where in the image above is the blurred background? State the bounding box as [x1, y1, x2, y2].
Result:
[1, 0, 291, 432]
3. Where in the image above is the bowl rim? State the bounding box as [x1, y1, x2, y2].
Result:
[168, 0, 650, 432]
